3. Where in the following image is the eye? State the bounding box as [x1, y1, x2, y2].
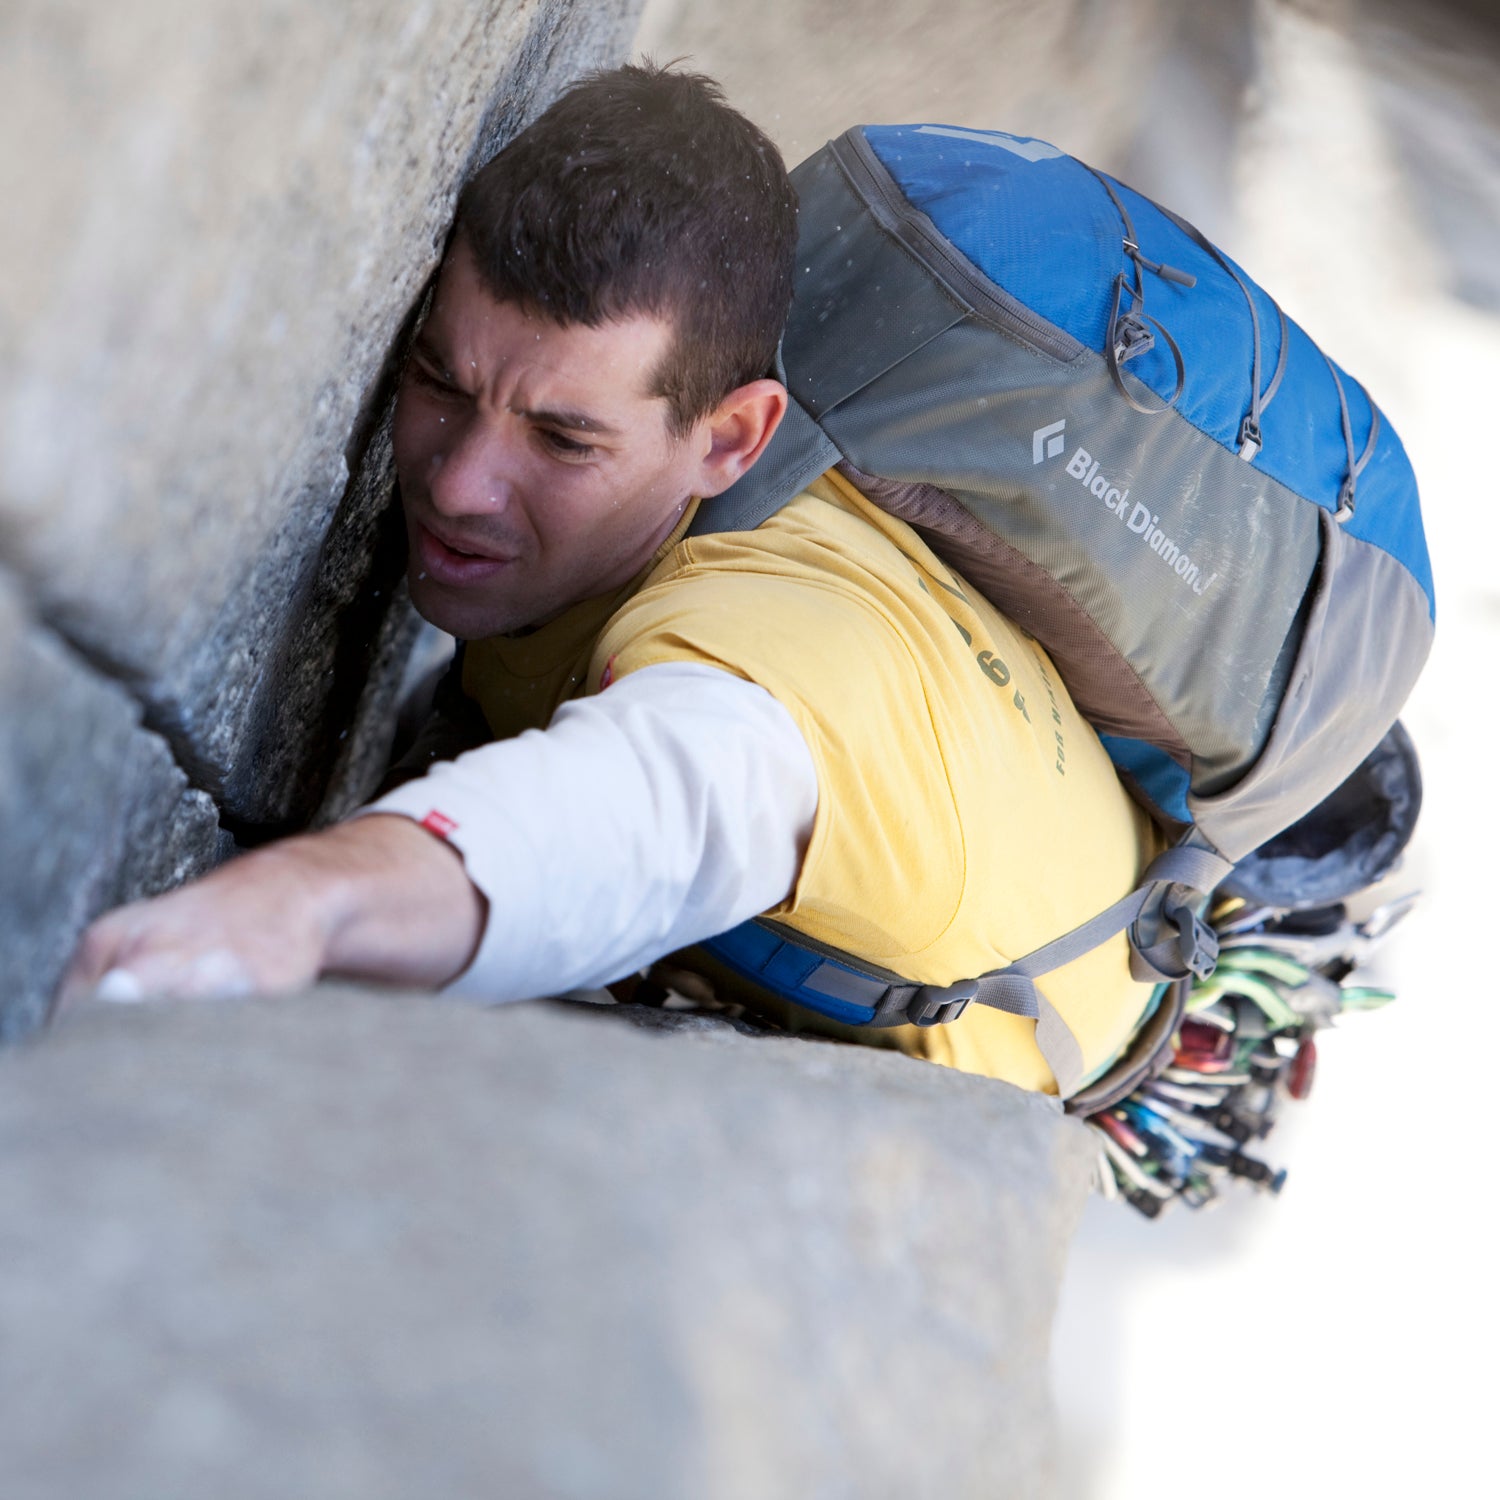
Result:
[538, 428, 596, 460]
[407, 354, 463, 399]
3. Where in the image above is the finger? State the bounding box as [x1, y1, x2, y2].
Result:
[94, 968, 147, 1004]
[180, 948, 257, 1000]
[53, 942, 258, 1019]
[108, 946, 258, 1002]
[51, 920, 127, 1019]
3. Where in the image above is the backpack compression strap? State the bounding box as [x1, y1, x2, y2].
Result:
[702, 843, 1231, 1097]
[967, 843, 1232, 1093]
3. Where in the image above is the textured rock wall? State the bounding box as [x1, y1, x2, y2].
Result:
[0, 994, 1099, 1499]
[635, 0, 1182, 179]
[0, 0, 642, 1037]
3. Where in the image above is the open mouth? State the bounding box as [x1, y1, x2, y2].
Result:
[412, 521, 517, 584]
[439, 537, 489, 560]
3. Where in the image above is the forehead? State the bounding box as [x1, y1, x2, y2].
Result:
[423, 239, 676, 408]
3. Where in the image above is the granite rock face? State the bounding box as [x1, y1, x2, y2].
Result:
[0, 575, 230, 1041]
[635, 0, 1180, 174]
[0, 0, 641, 1033]
[0, 993, 1099, 1500]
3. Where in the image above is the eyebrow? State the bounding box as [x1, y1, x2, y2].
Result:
[409, 335, 622, 439]
[513, 405, 623, 439]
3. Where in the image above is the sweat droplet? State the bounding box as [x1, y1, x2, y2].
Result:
[417, 571, 427, 580]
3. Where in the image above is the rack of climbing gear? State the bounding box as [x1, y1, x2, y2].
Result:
[1089, 891, 1416, 1219]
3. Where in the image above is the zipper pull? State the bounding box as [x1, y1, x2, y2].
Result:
[1123, 239, 1197, 288]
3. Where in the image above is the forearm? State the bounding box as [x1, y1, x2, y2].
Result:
[274, 814, 486, 985]
[366, 661, 818, 1002]
[55, 813, 485, 1011]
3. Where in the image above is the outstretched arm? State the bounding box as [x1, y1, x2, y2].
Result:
[53, 663, 816, 1014]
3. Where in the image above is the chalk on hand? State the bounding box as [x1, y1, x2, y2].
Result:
[94, 968, 147, 1004]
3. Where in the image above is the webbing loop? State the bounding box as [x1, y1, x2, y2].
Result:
[1089, 168, 1192, 420]
[1105, 275, 1187, 415]
[1323, 358, 1380, 524]
[1134, 187, 1293, 464]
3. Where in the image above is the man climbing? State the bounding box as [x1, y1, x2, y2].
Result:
[57, 62, 1163, 1096]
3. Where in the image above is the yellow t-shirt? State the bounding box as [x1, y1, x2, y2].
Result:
[584, 471, 1163, 1092]
[464, 472, 1162, 1093]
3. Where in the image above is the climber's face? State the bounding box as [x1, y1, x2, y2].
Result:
[393, 237, 749, 641]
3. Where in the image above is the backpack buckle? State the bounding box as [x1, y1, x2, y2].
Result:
[1170, 903, 1220, 980]
[1112, 311, 1155, 365]
[902, 979, 976, 1028]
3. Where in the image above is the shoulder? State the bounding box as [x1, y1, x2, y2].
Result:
[612, 474, 930, 628]
[676, 472, 918, 571]
[594, 481, 925, 678]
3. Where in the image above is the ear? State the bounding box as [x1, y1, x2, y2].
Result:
[690, 379, 789, 498]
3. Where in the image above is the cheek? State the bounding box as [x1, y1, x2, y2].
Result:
[391, 389, 443, 483]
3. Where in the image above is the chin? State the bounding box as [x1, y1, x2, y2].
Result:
[410, 582, 488, 639]
[409, 576, 530, 640]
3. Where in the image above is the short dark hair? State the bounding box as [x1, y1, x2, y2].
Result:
[454, 61, 797, 434]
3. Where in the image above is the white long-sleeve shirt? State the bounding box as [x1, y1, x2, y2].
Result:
[366, 661, 819, 1002]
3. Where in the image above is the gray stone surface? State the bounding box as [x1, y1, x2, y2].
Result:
[0, 0, 640, 828]
[1354, 0, 1500, 315]
[0, 993, 1097, 1499]
[639, 0, 1500, 329]
[634, 0, 1173, 176]
[0, 573, 226, 1042]
[0, 0, 641, 1030]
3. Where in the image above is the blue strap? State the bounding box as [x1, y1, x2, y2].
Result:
[698, 925, 979, 1029]
[699, 843, 1232, 1098]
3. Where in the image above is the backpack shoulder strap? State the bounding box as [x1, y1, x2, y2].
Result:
[700, 843, 1232, 1099]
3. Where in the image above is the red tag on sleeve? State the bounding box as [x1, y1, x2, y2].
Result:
[420, 810, 459, 840]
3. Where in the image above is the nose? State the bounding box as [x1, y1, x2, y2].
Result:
[424, 413, 517, 520]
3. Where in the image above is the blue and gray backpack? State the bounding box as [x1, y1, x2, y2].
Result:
[690, 124, 1433, 1102]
